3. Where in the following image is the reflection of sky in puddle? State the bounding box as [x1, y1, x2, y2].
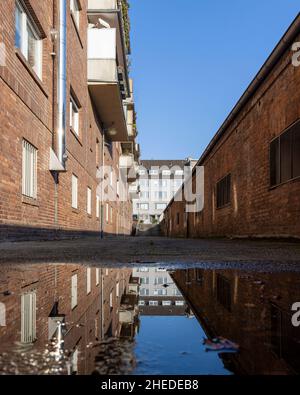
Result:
[134, 316, 231, 375]
[0, 263, 299, 375]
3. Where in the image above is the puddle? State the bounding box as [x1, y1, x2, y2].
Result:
[0, 263, 299, 375]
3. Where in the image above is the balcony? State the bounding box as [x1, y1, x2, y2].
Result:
[88, 28, 128, 141]
[87, 0, 129, 91]
[88, 0, 118, 10]
[129, 183, 140, 200]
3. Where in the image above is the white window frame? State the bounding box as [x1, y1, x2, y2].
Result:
[116, 282, 120, 298]
[140, 203, 149, 210]
[70, 95, 79, 136]
[71, 274, 78, 309]
[22, 139, 37, 199]
[72, 174, 78, 209]
[106, 203, 109, 223]
[15, 0, 43, 79]
[87, 187, 92, 215]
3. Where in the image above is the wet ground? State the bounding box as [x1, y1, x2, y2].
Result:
[0, 258, 300, 375]
[0, 236, 300, 266]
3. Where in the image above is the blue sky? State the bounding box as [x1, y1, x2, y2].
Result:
[129, 0, 299, 160]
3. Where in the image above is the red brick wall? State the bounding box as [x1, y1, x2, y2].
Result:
[0, 0, 133, 240]
[163, 32, 300, 239]
[0, 264, 132, 374]
[172, 269, 300, 374]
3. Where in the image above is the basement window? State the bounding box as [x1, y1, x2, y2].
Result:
[216, 174, 231, 209]
[15, 0, 43, 79]
[270, 120, 300, 187]
[22, 139, 37, 199]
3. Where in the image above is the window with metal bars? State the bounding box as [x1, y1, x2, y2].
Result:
[21, 291, 36, 344]
[72, 174, 78, 209]
[22, 139, 37, 199]
[270, 120, 300, 187]
[216, 174, 231, 209]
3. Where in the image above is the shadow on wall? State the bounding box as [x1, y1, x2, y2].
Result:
[0, 225, 133, 243]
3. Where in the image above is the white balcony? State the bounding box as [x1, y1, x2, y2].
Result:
[88, 28, 128, 141]
[129, 183, 139, 200]
[87, 0, 129, 91]
[119, 154, 134, 169]
[119, 309, 135, 324]
[88, 0, 118, 11]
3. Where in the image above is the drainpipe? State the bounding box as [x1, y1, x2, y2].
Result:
[50, 0, 67, 172]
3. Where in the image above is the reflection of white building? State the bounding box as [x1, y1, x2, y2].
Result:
[133, 159, 197, 224]
[133, 268, 187, 315]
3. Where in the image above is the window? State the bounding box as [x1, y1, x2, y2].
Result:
[70, 0, 80, 28]
[87, 187, 92, 215]
[109, 292, 113, 309]
[176, 213, 180, 225]
[15, 0, 43, 78]
[138, 300, 145, 306]
[154, 277, 168, 285]
[270, 120, 300, 187]
[175, 170, 184, 176]
[140, 277, 150, 285]
[86, 268, 91, 294]
[96, 195, 100, 218]
[72, 175, 78, 209]
[175, 301, 185, 306]
[216, 174, 231, 208]
[162, 170, 171, 176]
[70, 95, 79, 136]
[71, 274, 78, 309]
[96, 139, 100, 167]
[116, 282, 120, 298]
[21, 291, 36, 344]
[162, 301, 172, 306]
[216, 274, 231, 312]
[140, 203, 149, 210]
[71, 348, 79, 375]
[154, 289, 167, 296]
[106, 203, 109, 223]
[149, 301, 159, 306]
[140, 288, 150, 296]
[110, 207, 113, 223]
[96, 268, 100, 286]
[140, 191, 149, 199]
[156, 203, 167, 210]
[149, 169, 159, 176]
[22, 140, 37, 199]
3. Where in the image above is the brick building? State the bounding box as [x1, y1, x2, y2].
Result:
[0, 263, 139, 374]
[162, 14, 300, 239]
[0, 0, 139, 241]
[171, 268, 300, 374]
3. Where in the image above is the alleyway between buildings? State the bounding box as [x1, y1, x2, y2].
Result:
[0, 236, 300, 266]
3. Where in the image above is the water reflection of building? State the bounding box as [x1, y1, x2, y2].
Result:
[133, 268, 188, 315]
[0, 265, 139, 375]
[171, 269, 300, 375]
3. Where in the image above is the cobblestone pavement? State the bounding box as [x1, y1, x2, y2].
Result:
[0, 236, 300, 268]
